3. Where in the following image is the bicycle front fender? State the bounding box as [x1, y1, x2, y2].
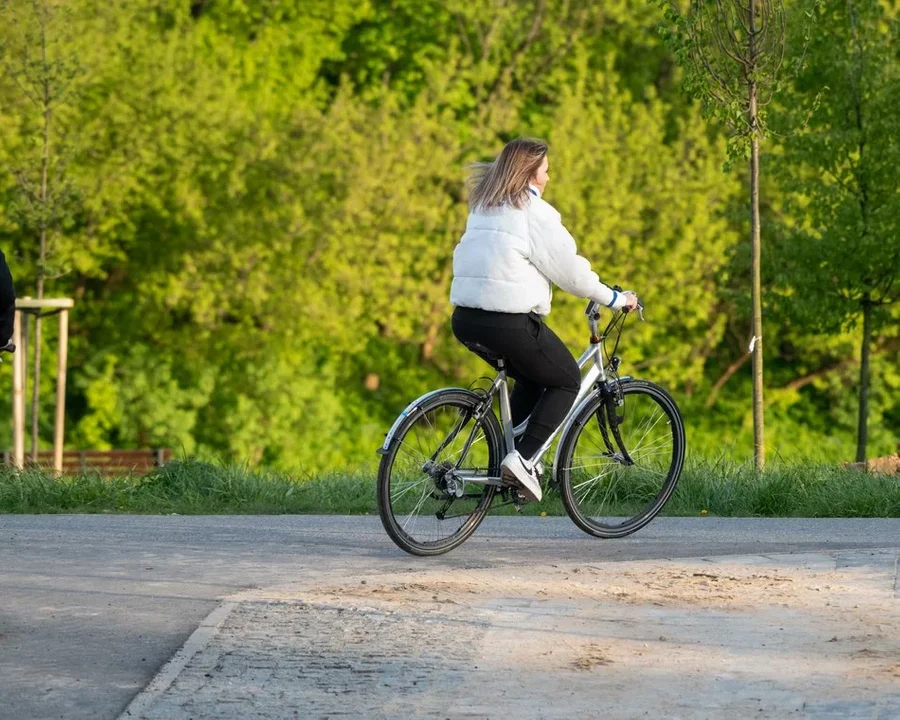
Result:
[550, 376, 635, 476]
[376, 387, 475, 454]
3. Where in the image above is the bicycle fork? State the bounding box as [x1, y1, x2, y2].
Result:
[594, 382, 634, 466]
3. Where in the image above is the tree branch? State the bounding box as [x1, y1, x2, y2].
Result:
[781, 358, 854, 392]
[711, 14, 750, 69]
[690, 27, 740, 99]
[705, 353, 751, 408]
[731, 0, 752, 36]
[455, 14, 474, 59]
[713, 0, 750, 64]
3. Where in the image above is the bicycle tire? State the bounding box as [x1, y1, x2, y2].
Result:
[557, 379, 685, 538]
[377, 389, 502, 556]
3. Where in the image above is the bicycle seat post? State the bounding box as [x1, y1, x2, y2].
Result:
[495, 358, 516, 454]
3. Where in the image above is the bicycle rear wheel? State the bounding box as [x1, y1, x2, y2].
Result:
[377, 389, 502, 556]
[558, 380, 685, 538]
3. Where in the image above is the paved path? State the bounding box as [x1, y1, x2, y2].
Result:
[1, 515, 898, 719]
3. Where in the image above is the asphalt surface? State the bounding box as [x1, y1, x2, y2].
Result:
[1, 514, 898, 720]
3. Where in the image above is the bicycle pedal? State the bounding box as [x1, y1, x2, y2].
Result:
[510, 488, 530, 510]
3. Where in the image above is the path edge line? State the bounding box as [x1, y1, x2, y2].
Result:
[118, 600, 238, 719]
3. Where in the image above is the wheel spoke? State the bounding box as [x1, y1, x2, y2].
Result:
[395, 439, 430, 465]
[571, 464, 618, 493]
[401, 481, 433, 533]
[626, 407, 667, 455]
[391, 476, 427, 502]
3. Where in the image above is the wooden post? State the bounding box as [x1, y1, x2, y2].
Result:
[53, 308, 69, 476]
[12, 309, 24, 468]
[20, 302, 29, 442]
[11, 298, 73, 472]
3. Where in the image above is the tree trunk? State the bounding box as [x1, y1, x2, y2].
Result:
[847, 0, 871, 465]
[749, 130, 765, 472]
[748, 0, 765, 471]
[856, 298, 871, 463]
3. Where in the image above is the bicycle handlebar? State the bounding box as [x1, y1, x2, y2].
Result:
[584, 291, 643, 319]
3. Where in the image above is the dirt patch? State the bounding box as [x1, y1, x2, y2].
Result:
[299, 558, 883, 618]
[571, 644, 614, 670]
[842, 451, 900, 474]
[151, 550, 900, 719]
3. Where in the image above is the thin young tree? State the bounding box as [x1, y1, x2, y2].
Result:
[0, 0, 79, 461]
[657, 0, 804, 470]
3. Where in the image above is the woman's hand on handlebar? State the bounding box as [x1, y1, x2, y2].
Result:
[621, 291, 639, 313]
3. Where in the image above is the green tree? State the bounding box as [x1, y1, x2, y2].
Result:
[772, 0, 900, 462]
[4, 0, 890, 472]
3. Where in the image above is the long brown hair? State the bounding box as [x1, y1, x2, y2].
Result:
[468, 138, 548, 211]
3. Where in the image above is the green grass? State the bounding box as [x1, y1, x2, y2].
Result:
[0, 457, 897, 517]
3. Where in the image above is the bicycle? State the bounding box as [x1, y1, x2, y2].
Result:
[376, 294, 685, 556]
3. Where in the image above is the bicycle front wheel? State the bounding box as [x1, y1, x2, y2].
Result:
[377, 389, 502, 556]
[558, 379, 685, 538]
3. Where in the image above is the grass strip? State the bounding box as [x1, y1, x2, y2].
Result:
[0, 457, 897, 517]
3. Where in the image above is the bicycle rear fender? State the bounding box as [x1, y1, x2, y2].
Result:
[377, 387, 475, 454]
[551, 376, 635, 475]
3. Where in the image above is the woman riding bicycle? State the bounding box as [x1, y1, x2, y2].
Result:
[450, 138, 639, 503]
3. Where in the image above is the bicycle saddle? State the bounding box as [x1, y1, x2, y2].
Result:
[462, 341, 506, 366]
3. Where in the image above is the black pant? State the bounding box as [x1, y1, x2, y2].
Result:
[0, 249, 14, 343]
[451, 306, 581, 460]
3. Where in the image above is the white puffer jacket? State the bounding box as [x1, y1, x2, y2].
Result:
[450, 186, 627, 316]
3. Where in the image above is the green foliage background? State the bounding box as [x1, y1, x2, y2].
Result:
[0, 0, 897, 473]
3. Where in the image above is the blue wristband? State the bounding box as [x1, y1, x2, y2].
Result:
[607, 290, 619, 308]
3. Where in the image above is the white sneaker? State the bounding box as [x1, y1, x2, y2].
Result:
[501, 451, 543, 502]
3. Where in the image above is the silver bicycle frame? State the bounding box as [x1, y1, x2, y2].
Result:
[444, 342, 620, 487]
[463, 301, 640, 483]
